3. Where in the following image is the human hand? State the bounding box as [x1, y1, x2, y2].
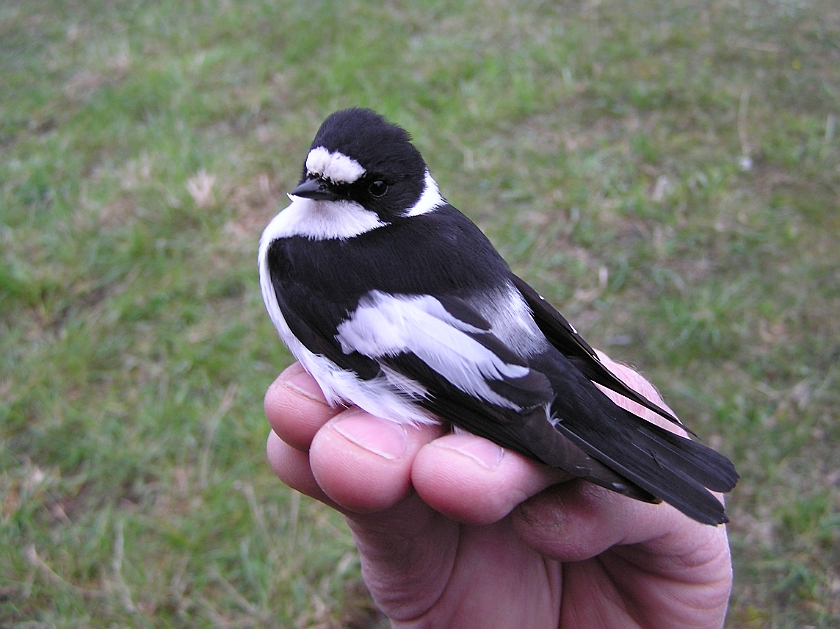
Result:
[265, 357, 733, 628]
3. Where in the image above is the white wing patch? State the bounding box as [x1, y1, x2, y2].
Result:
[306, 147, 366, 184]
[336, 292, 532, 410]
[260, 195, 385, 241]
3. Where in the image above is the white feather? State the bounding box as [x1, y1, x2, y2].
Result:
[336, 292, 533, 411]
[404, 171, 445, 216]
[261, 195, 385, 241]
[306, 147, 366, 184]
[472, 286, 549, 358]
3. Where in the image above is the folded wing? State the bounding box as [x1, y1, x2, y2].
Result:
[511, 272, 684, 428]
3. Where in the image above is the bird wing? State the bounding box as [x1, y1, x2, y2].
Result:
[334, 290, 554, 413]
[263, 220, 736, 524]
[510, 272, 685, 428]
[331, 288, 739, 524]
[269, 258, 553, 418]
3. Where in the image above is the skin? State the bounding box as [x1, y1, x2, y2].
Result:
[264, 355, 733, 628]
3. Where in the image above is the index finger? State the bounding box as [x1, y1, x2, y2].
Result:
[264, 362, 342, 451]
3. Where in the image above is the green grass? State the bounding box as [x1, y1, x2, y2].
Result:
[2, 0, 839, 626]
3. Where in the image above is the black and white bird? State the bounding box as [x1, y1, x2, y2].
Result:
[259, 108, 738, 525]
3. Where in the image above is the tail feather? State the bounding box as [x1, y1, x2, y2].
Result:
[552, 403, 738, 525]
[619, 413, 739, 493]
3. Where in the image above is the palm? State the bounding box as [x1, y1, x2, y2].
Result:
[345, 486, 730, 629]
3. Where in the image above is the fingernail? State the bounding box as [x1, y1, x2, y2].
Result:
[332, 411, 407, 460]
[436, 434, 504, 470]
[280, 364, 328, 404]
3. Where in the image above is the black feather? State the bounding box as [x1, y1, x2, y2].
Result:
[511, 272, 685, 429]
[551, 401, 738, 525]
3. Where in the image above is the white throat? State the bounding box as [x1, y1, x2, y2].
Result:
[260, 196, 386, 242]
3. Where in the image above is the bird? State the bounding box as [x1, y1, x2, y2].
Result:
[258, 108, 738, 525]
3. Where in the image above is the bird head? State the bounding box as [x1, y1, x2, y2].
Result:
[291, 108, 441, 223]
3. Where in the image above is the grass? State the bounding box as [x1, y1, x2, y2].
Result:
[1, 0, 838, 626]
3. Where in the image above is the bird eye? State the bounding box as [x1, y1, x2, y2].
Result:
[368, 180, 388, 198]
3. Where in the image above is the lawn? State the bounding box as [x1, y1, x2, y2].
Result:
[2, 0, 839, 626]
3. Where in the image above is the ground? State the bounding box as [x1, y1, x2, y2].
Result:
[1, 0, 839, 626]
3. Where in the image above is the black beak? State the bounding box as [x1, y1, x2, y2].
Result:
[291, 176, 340, 201]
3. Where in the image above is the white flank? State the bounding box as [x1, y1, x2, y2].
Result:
[261, 195, 385, 241]
[404, 170, 445, 217]
[306, 146, 366, 184]
[336, 291, 531, 410]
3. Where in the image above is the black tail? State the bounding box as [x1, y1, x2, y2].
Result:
[551, 401, 739, 525]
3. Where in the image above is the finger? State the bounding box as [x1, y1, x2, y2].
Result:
[595, 352, 682, 433]
[512, 479, 718, 562]
[411, 433, 571, 526]
[309, 409, 444, 513]
[266, 430, 338, 508]
[264, 362, 341, 451]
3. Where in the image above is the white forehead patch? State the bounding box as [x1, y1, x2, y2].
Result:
[305, 147, 366, 184]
